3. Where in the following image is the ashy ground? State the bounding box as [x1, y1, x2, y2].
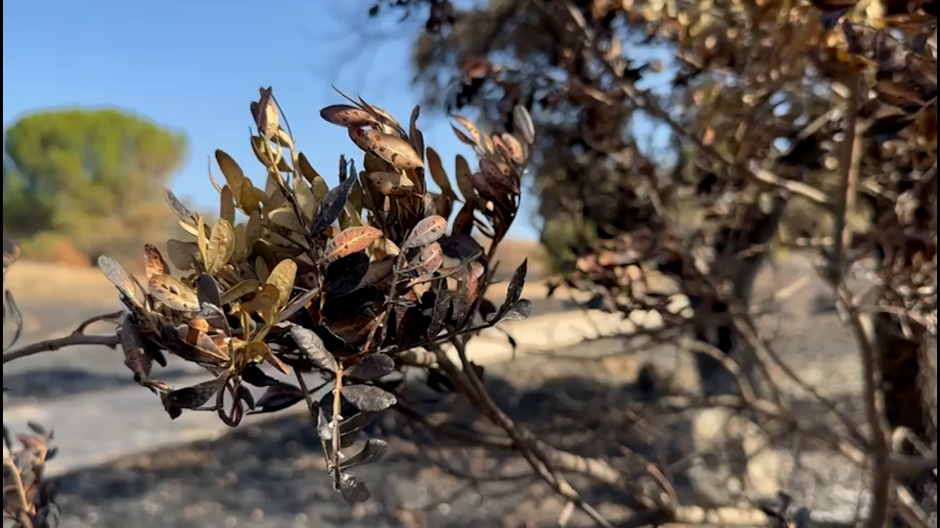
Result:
[2, 253, 875, 527]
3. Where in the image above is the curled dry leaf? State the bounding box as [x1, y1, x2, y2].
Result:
[324, 253, 371, 296]
[166, 239, 198, 271]
[144, 244, 171, 279]
[358, 259, 395, 288]
[450, 122, 477, 147]
[165, 189, 197, 225]
[499, 258, 528, 319]
[242, 340, 289, 375]
[266, 258, 298, 308]
[320, 105, 379, 128]
[347, 354, 395, 381]
[119, 319, 154, 382]
[221, 279, 261, 305]
[407, 242, 443, 275]
[250, 136, 292, 172]
[339, 473, 372, 503]
[513, 105, 536, 145]
[253, 86, 280, 139]
[310, 172, 359, 236]
[289, 325, 338, 372]
[454, 154, 476, 202]
[348, 128, 424, 171]
[425, 147, 455, 196]
[244, 284, 280, 324]
[245, 211, 262, 248]
[220, 185, 236, 225]
[167, 376, 226, 409]
[148, 274, 201, 312]
[196, 273, 223, 308]
[367, 171, 416, 196]
[479, 158, 519, 195]
[498, 299, 532, 323]
[499, 133, 526, 166]
[339, 438, 389, 470]
[215, 150, 246, 195]
[452, 115, 484, 147]
[98, 255, 146, 309]
[321, 226, 383, 265]
[254, 382, 306, 413]
[205, 219, 236, 275]
[402, 215, 447, 250]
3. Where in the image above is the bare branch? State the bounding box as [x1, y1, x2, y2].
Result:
[3, 333, 121, 365]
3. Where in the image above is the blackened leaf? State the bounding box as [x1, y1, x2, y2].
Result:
[254, 382, 305, 413]
[317, 325, 348, 353]
[499, 299, 532, 322]
[438, 234, 483, 261]
[196, 274, 223, 307]
[290, 325, 338, 371]
[242, 365, 281, 387]
[498, 259, 528, 317]
[237, 385, 256, 411]
[167, 377, 225, 409]
[341, 384, 397, 412]
[347, 354, 395, 381]
[160, 392, 183, 420]
[339, 411, 379, 436]
[27, 421, 48, 437]
[160, 325, 227, 366]
[426, 368, 455, 393]
[428, 289, 452, 338]
[396, 306, 427, 349]
[46, 446, 59, 462]
[339, 438, 388, 470]
[324, 253, 370, 296]
[452, 269, 472, 326]
[340, 428, 360, 449]
[339, 473, 372, 503]
[470, 362, 485, 381]
[479, 298, 497, 322]
[120, 320, 153, 381]
[309, 174, 358, 236]
[4, 290, 23, 350]
[35, 503, 61, 528]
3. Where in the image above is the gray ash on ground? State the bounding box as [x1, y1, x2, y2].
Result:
[47, 301, 869, 528]
[13, 255, 879, 527]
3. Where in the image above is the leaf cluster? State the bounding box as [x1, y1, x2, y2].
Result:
[92, 87, 537, 502]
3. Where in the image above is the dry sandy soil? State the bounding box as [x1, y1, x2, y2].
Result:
[2, 252, 880, 527]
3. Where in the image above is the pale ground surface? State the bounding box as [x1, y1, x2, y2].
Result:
[1, 252, 878, 527]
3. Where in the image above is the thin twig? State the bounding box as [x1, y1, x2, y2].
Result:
[831, 72, 862, 278]
[836, 287, 892, 528]
[72, 310, 125, 335]
[3, 333, 121, 365]
[2, 457, 31, 518]
[432, 341, 618, 527]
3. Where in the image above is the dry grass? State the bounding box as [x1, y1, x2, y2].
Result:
[4, 261, 116, 308]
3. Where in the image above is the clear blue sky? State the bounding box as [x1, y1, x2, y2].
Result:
[2, 0, 543, 239]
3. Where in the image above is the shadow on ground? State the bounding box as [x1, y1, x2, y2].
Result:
[3, 367, 194, 402]
[50, 344, 865, 528]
